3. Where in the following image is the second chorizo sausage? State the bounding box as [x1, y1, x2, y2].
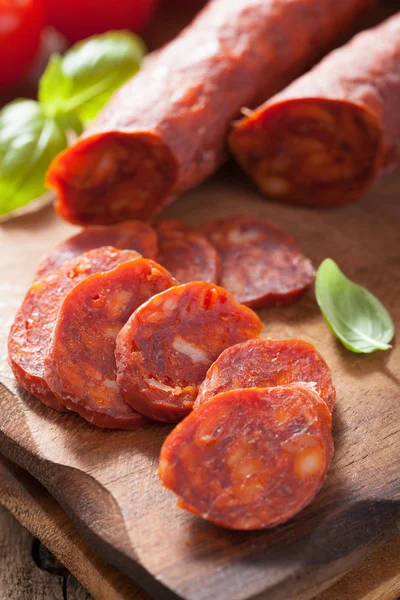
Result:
[46, 0, 372, 224]
[229, 14, 400, 207]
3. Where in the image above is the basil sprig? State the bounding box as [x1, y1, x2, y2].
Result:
[316, 259, 395, 353]
[0, 31, 145, 217]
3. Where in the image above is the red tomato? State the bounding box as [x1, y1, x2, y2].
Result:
[44, 0, 159, 43]
[0, 0, 44, 89]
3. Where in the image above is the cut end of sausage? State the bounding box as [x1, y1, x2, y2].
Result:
[159, 385, 334, 530]
[230, 98, 383, 208]
[46, 131, 179, 225]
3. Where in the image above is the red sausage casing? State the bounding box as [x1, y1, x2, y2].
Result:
[230, 13, 400, 207]
[46, 0, 372, 225]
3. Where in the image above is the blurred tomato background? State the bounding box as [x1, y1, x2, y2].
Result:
[0, 0, 44, 88]
[43, 0, 159, 43]
[0, 0, 208, 94]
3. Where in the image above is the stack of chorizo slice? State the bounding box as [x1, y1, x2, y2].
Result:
[44, 259, 177, 429]
[159, 338, 336, 530]
[8, 216, 335, 530]
[9, 216, 316, 418]
[45, 0, 373, 224]
[8, 247, 142, 411]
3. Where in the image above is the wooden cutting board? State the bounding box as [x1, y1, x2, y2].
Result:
[0, 453, 399, 600]
[0, 165, 399, 600]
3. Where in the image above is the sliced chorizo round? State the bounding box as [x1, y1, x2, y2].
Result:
[201, 216, 316, 308]
[159, 385, 334, 530]
[115, 281, 263, 423]
[154, 220, 219, 284]
[8, 247, 141, 412]
[195, 338, 335, 413]
[44, 259, 177, 429]
[35, 220, 158, 279]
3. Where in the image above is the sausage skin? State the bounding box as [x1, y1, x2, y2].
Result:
[44, 259, 177, 429]
[229, 14, 400, 207]
[159, 385, 334, 530]
[35, 221, 158, 279]
[46, 0, 372, 224]
[115, 281, 263, 422]
[8, 247, 140, 412]
[194, 338, 336, 412]
[201, 217, 315, 307]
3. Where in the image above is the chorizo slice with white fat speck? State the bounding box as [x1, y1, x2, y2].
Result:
[116, 281, 263, 423]
[160, 385, 334, 530]
[44, 259, 177, 428]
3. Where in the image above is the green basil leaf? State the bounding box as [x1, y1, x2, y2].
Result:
[0, 100, 68, 215]
[315, 258, 395, 353]
[39, 31, 145, 123]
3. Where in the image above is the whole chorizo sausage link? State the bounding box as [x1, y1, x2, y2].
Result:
[46, 0, 372, 225]
[229, 13, 400, 207]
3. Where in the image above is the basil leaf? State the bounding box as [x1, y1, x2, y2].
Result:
[0, 100, 68, 215]
[39, 31, 145, 123]
[315, 258, 395, 353]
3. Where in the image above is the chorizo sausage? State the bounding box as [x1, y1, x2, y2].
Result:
[44, 259, 177, 429]
[229, 14, 400, 207]
[46, 0, 372, 225]
[8, 247, 141, 412]
[201, 217, 315, 307]
[154, 220, 219, 284]
[35, 220, 158, 279]
[115, 281, 263, 422]
[159, 385, 334, 530]
[194, 338, 336, 413]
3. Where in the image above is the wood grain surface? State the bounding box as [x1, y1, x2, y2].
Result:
[0, 502, 66, 600]
[0, 453, 399, 600]
[0, 454, 147, 600]
[0, 163, 399, 600]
